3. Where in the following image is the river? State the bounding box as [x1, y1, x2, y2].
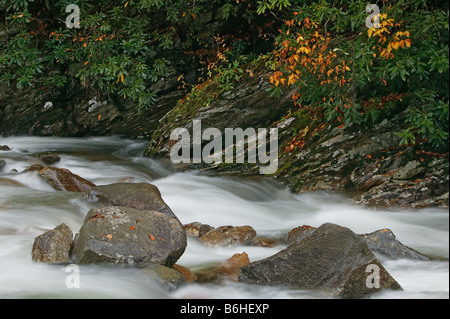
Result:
[0, 136, 448, 299]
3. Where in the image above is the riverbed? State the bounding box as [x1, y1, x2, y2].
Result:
[0, 136, 448, 298]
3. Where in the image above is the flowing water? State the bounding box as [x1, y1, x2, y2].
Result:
[0, 136, 448, 299]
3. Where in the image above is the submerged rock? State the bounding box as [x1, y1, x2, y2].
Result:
[172, 264, 198, 283]
[72, 206, 187, 267]
[361, 228, 431, 261]
[0, 159, 5, 170]
[31, 223, 74, 264]
[199, 225, 256, 247]
[32, 152, 61, 165]
[238, 223, 402, 299]
[38, 166, 96, 192]
[139, 263, 186, 291]
[194, 252, 251, 283]
[84, 182, 176, 218]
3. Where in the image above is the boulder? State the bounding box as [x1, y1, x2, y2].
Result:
[199, 225, 257, 247]
[361, 228, 431, 261]
[38, 166, 96, 192]
[72, 206, 187, 267]
[238, 223, 402, 299]
[84, 182, 176, 218]
[31, 223, 74, 264]
[0, 145, 11, 151]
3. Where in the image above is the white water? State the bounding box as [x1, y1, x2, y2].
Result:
[0, 136, 448, 299]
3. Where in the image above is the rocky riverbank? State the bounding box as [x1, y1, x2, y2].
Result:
[143, 71, 449, 210]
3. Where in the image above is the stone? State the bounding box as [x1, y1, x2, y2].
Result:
[0, 159, 5, 170]
[172, 264, 198, 283]
[238, 223, 402, 299]
[184, 222, 215, 238]
[32, 152, 61, 165]
[139, 263, 186, 291]
[284, 225, 316, 244]
[84, 182, 176, 218]
[72, 206, 187, 267]
[38, 166, 96, 192]
[193, 252, 251, 283]
[361, 228, 431, 261]
[199, 225, 257, 247]
[31, 223, 74, 264]
[0, 145, 11, 151]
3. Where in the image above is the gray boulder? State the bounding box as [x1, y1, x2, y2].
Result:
[239, 223, 402, 299]
[31, 223, 74, 264]
[361, 228, 431, 261]
[84, 183, 176, 218]
[72, 206, 187, 267]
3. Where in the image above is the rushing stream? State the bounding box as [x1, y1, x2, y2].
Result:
[0, 136, 448, 299]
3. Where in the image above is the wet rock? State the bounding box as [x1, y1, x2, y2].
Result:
[172, 264, 198, 283]
[249, 237, 277, 247]
[238, 223, 402, 299]
[31, 223, 74, 264]
[194, 252, 250, 283]
[184, 222, 215, 238]
[72, 206, 187, 267]
[0, 145, 11, 151]
[139, 263, 186, 291]
[22, 164, 45, 173]
[284, 225, 317, 244]
[38, 166, 96, 192]
[361, 228, 431, 261]
[217, 252, 251, 282]
[84, 182, 176, 218]
[32, 152, 61, 165]
[199, 225, 257, 247]
[0, 159, 5, 170]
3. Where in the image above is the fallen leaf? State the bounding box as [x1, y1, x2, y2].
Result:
[129, 226, 135, 231]
[148, 234, 156, 241]
[106, 234, 113, 239]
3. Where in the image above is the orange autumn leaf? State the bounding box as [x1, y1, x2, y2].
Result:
[149, 234, 156, 241]
[106, 234, 112, 239]
[129, 226, 135, 231]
